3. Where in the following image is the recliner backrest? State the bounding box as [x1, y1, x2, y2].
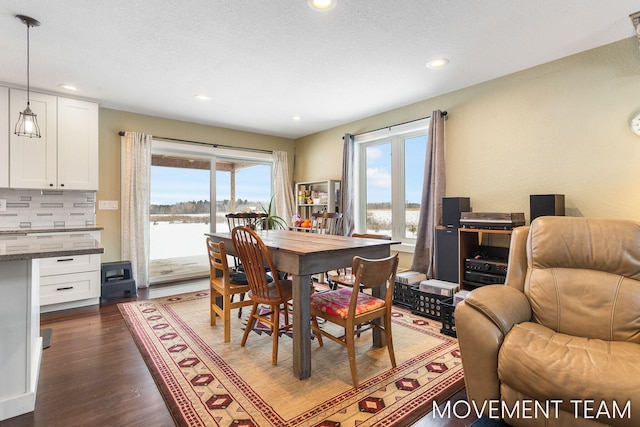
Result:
[524, 216, 640, 343]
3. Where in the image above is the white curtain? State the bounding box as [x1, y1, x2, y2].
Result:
[340, 133, 355, 236]
[272, 151, 296, 228]
[121, 132, 152, 288]
[410, 111, 446, 277]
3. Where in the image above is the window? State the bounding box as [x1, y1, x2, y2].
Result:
[355, 118, 429, 248]
[149, 140, 273, 283]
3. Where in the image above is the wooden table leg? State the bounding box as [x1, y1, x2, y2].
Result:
[292, 273, 311, 379]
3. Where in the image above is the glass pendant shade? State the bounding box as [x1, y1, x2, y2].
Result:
[14, 103, 41, 138]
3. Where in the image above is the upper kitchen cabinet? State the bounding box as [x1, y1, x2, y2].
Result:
[8, 89, 99, 190]
[56, 97, 99, 190]
[9, 89, 58, 189]
[0, 87, 8, 188]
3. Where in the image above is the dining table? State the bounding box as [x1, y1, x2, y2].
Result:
[205, 229, 399, 380]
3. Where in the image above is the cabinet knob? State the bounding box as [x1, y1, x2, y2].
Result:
[60, 183, 65, 187]
[49, 183, 54, 187]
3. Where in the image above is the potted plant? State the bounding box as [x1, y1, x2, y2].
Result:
[259, 196, 287, 230]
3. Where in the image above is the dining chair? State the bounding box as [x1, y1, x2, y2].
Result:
[231, 226, 294, 366]
[206, 237, 254, 342]
[329, 233, 392, 289]
[225, 212, 267, 268]
[224, 212, 269, 316]
[310, 212, 344, 286]
[225, 212, 267, 231]
[310, 253, 399, 387]
[311, 211, 343, 235]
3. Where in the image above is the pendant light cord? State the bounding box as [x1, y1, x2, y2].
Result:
[26, 22, 31, 106]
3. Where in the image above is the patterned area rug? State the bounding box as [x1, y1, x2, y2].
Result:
[118, 291, 464, 427]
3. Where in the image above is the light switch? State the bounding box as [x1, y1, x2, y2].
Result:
[98, 200, 119, 210]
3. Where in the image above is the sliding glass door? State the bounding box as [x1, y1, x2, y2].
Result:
[149, 154, 212, 283]
[149, 141, 273, 284]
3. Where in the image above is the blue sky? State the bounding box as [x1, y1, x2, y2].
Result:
[150, 164, 272, 205]
[366, 135, 427, 204]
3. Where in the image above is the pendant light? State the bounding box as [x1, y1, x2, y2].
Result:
[14, 15, 42, 139]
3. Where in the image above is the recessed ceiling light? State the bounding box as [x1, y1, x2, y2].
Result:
[426, 58, 449, 69]
[292, 116, 302, 121]
[194, 94, 211, 101]
[308, 0, 336, 11]
[58, 84, 77, 91]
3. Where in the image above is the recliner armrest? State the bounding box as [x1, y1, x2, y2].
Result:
[464, 284, 532, 335]
[455, 285, 532, 416]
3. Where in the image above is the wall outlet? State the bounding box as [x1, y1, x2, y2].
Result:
[98, 200, 119, 210]
[0, 199, 6, 212]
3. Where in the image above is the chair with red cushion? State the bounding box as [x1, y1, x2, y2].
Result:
[310, 253, 399, 387]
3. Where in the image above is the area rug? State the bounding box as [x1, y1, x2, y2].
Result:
[118, 291, 464, 426]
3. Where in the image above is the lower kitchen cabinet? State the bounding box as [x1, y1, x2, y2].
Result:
[39, 257, 100, 307]
[37, 231, 102, 313]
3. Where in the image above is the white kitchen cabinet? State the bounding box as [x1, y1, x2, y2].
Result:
[57, 97, 99, 190]
[9, 89, 58, 189]
[40, 269, 99, 306]
[0, 87, 8, 188]
[8, 89, 99, 190]
[36, 231, 102, 313]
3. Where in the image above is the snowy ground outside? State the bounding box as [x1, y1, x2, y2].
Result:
[149, 210, 419, 281]
[149, 210, 421, 260]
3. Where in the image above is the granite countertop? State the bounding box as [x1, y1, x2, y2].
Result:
[0, 226, 104, 235]
[0, 232, 104, 261]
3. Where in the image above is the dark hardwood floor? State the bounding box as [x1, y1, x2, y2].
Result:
[1, 279, 477, 427]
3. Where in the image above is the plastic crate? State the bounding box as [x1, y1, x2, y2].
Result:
[440, 297, 457, 337]
[393, 282, 416, 309]
[412, 290, 448, 320]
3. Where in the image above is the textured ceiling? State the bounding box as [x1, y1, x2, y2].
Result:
[1, 1, 638, 139]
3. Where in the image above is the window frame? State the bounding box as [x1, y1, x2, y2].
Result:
[354, 118, 430, 252]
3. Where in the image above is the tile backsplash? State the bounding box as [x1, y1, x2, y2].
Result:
[0, 189, 96, 229]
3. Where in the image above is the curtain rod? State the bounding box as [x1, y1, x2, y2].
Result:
[118, 131, 273, 154]
[350, 111, 447, 137]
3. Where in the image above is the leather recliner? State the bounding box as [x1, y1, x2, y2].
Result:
[455, 216, 640, 427]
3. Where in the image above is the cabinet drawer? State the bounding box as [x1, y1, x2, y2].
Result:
[39, 253, 100, 276]
[40, 271, 100, 306]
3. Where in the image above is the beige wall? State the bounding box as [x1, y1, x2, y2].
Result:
[296, 38, 640, 219]
[294, 38, 640, 268]
[97, 108, 295, 262]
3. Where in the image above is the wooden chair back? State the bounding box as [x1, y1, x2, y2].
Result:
[226, 212, 267, 231]
[350, 254, 399, 308]
[231, 226, 284, 304]
[311, 212, 343, 235]
[206, 237, 230, 284]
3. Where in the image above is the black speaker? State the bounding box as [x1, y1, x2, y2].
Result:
[442, 197, 471, 228]
[436, 228, 459, 283]
[530, 194, 565, 222]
